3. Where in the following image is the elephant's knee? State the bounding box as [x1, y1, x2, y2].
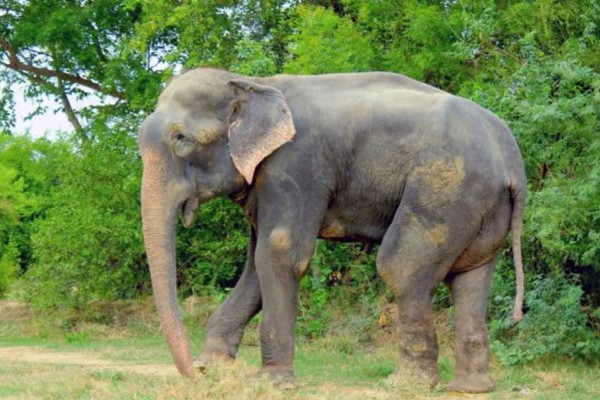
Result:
[256, 226, 300, 273]
[269, 226, 292, 252]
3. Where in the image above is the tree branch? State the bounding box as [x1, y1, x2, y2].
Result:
[1, 63, 85, 137]
[0, 35, 125, 100]
[85, 21, 108, 64]
[57, 78, 87, 142]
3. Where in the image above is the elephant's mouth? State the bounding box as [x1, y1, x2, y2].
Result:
[181, 197, 200, 228]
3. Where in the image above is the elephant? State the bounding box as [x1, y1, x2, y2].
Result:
[138, 68, 525, 393]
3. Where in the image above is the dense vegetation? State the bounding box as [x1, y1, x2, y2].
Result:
[1, 0, 599, 366]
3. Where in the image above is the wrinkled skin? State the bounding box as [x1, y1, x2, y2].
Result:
[139, 68, 526, 393]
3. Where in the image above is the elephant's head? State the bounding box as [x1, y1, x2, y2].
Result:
[138, 69, 295, 376]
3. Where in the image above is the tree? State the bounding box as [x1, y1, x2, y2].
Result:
[0, 0, 142, 139]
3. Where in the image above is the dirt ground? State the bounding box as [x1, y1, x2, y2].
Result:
[0, 346, 178, 377]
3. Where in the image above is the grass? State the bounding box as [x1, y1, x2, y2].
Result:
[1, 299, 599, 399]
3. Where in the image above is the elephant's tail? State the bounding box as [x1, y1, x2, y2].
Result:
[510, 180, 526, 322]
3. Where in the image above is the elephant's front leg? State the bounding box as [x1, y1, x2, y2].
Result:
[251, 216, 319, 387]
[253, 225, 312, 386]
[195, 229, 262, 369]
[249, 174, 327, 385]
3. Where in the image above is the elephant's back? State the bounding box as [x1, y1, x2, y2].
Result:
[267, 71, 444, 98]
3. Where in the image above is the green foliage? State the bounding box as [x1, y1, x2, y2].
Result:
[1, 0, 160, 138]
[530, 165, 600, 270]
[177, 198, 248, 296]
[0, 139, 28, 228]
[512, 60, 599, 272]
[17, 132, 146, 309]
[298, 241, 381, 338]
[0, 134, 66, 296]
[0, 162, 23, 293]
[0, 242, 18, 297]
[492, 274, 600, 365]
[285, 5, 375, 74]
[230, 39, 277, 77]
[298, 242, 337, 338]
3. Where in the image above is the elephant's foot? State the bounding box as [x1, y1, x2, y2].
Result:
[192, 351, 234, 372]
[392, 357, 440, 390]
[256, 366, 296, 390]
[193, 337, 235, 372]
[386, 367, 440, 391]
[448, 373, 495, 393]
[396, 329, 440, 389]
[450, 330, 494, 393]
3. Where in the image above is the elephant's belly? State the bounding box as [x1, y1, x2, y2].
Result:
[319, 179, 402, 243]
[318, 210, 391, 243]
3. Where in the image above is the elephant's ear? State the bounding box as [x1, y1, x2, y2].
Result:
[227, 79, 296, 184]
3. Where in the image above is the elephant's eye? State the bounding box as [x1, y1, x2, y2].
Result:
[176, 133, 186, 141]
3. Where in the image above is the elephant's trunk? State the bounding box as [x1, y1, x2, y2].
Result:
[141, 161, 194, 377]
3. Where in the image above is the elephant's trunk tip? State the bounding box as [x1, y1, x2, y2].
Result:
[177, 360, 196, 378]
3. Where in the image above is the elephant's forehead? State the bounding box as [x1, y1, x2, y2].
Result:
[157, 69, 234, 114]
[159, 79, 215, 105]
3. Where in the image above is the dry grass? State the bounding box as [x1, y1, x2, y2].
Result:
[2, 340, 600, 399]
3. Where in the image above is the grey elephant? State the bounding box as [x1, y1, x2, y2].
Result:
[138, 68, 525, 393]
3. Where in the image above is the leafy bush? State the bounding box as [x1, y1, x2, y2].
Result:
[0, 242, 18, 297]
[298, 241, 381, 338]
[492, 274, 600, 365]
[285, 5, 375, 74]
[0, 160, 23, 296]
[177, 198, 248, 296]
[21, 133, 146, 309]
[230, 39, 277, 77]
[0, 134, 68, 296]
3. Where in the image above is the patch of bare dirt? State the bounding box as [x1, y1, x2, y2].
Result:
[0, 346, 178, 377]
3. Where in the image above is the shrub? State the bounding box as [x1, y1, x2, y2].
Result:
[0, 242, 18, 297]
[22, 134, 146, 309]
[492, 274, 600, 365]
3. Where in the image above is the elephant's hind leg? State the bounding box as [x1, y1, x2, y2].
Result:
[376, 202, 477, 389]
[447, 260, 496, 393]
[196, 229, 262, 370]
